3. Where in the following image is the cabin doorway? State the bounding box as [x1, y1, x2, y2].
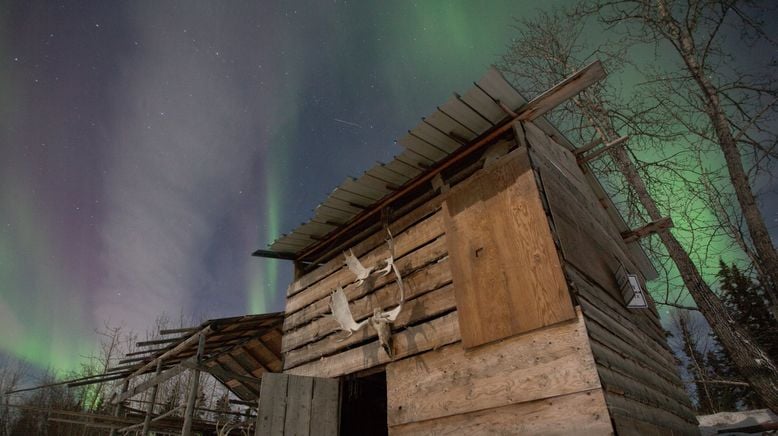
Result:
[340, 370, 388, 436]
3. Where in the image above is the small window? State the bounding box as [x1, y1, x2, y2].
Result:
[615, 263, 648, 309]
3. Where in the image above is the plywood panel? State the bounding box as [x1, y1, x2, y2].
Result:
[386, 309, 600, 426]
[443, 147, 575, 348]
[389, 389, 612, 436]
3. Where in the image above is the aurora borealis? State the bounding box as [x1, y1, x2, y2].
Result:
[2, 1, 776, 376]
[0, 1, 524, 372]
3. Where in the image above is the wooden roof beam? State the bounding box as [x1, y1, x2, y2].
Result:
[295, 60, 607, 262]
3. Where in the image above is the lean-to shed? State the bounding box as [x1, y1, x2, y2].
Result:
[254, 62, 698, 435]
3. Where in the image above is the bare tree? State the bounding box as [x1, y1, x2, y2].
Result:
[499, 7, 778, 411]
[582, 0, 778, 318]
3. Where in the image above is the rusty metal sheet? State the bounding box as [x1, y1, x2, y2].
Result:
[409, 122, 461, 152]
[330, 188, 373, 208]
[340, 178, 385, 201]
[366, 165, 410, 186]
[461, 85, 506, 125]
[439, 95, 492, 134]
[397, 134, 448, 161]
[476, 67, 526, 112]
[424, 110, 477, 143]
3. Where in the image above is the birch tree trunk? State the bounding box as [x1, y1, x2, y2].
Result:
[654, 0, 778, 321]
[577, 96, 778, 412]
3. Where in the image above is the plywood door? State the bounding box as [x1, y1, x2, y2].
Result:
[256, 373, 340, 436]
[443, 148, 575, 348]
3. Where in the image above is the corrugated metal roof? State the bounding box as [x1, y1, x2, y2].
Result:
[263, 67, 657, 280]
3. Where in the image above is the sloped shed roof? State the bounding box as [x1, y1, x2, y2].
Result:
[257, 64, 657, 279]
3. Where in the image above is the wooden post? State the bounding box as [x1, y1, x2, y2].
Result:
[576, 136, 629, 164]
[141, 359, 163, 436]
[621, 217, 674, 243]
[108, 378, 129, 436]
[181, 333, 205, 436]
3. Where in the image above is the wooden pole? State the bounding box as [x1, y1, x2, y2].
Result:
[141, 359, 163, 436]
[181, 333, 205, 436]
[108, 378, 129, 436]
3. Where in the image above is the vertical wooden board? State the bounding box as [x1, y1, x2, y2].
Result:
[388, 389, 613, 436]
[284, 375, 314, 436]
[257, 373, 288, 436]
[443, 148, 575, 348]
[310, 377, 340, 436]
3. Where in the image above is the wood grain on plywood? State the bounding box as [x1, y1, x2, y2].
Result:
[443, 147, 574, 348]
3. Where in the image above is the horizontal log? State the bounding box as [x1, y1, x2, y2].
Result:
[288, 195, 444, 297]
[285, 311, 461, 378]
[285, 210, 445, 315]
[604, 393, 698, 435]
[589, 340, 691, 407]
[387, 310, 600, 426]
[389, 389, 612, 436]
[284, 284, 456, 370]
[283, 238, 450, 334]
[283, 243, 450, 349]
[597, 365, 697, 423]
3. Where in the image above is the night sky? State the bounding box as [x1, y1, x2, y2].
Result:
[2, 1, 776, 374]
[1, 0, 530, 371]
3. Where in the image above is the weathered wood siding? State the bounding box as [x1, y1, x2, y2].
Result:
[443, 150, 575, 348]
[386, 310, 613, 435]
[256, 373, 339, 436]
[283, 191, 458, 377]
[522, 120, 699, 435]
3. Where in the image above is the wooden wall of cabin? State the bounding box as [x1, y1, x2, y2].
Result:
[521, 120, 699, 435]
[280, 145, 618, 434]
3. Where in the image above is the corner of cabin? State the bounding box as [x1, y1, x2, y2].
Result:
[265, 65, 698, 436]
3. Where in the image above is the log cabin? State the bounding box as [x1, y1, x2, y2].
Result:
[253, 62, 699, 435]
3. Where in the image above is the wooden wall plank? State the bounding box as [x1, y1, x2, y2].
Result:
[443, 147, 574, 348]
[288, 195, 443, 298]
[523, 121, 587, 187]
[589, 340, 690, 407]
[569, 267, 666, 349]
[598, 365, 697, 423]
[388, 389, 612, 436]
[310, 377, 340, 436]
[283, 234, 449, 338]
[284, 375, 314, 436]
[386, 309, 599, 426]
[256, 373, 288, 436]
[286, 211, 445, 316]
[285, 284, 456, 370]
[285, 311, 460, 378]
[604, 393, 699, 435]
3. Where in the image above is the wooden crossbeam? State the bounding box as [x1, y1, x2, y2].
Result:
[111, 358, 194, 405]
[573, 137, 604, 157]
[621, 217, 674, 243]
[126, 326, 212, 380]
[183, 360, 262, 386]
[576, 136, 629, 164]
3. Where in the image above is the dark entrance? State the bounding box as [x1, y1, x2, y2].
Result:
[340, 370, 388, 436]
